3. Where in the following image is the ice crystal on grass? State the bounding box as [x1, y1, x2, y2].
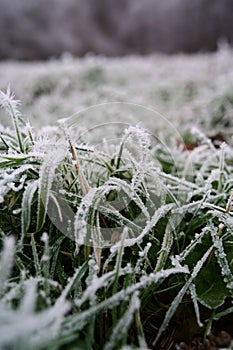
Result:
[189, 283, 203, 328]
[0, 236, 15, 297]
[104, 292, 141, 350]
[1, 55, 233, 349]
[211, 227, 233, 294]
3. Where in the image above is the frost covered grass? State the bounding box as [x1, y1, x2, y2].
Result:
[0, 46, 233, 135]
[0, 50, 233, 349]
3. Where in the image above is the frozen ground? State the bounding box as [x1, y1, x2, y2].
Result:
[0, 46, 233, 138]
[1, 48, 233, 350]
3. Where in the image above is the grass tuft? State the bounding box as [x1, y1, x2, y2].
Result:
[0, 88, 233, 349]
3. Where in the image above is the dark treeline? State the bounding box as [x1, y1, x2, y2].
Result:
[0, 0, 233, 60]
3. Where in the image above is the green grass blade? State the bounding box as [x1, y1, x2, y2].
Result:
[21, 180, 39, 238]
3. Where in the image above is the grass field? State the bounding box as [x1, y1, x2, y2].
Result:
[0, 47, 233, 349]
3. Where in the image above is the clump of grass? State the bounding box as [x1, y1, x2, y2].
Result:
[0, 89, 233, 349]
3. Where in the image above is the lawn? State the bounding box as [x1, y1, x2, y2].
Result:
[0, 47, 233, 349]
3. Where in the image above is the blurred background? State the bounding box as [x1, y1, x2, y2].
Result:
[1, 0, 233, 60]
